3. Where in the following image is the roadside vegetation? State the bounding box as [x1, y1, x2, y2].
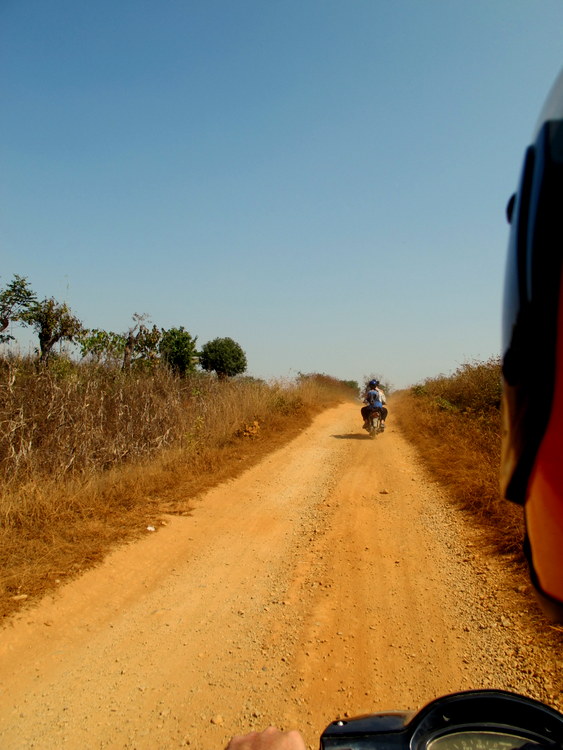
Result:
[0, 357, 356, 619]
[392, 357, 525, 556]
[0, 274, 358, 619]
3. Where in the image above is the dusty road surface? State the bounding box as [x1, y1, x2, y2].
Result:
[0, 401, 561, 749]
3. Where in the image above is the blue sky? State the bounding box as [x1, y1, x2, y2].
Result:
[2, 1, 563, 388]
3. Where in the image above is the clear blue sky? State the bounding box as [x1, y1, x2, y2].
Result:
[2, 1, 562, 388]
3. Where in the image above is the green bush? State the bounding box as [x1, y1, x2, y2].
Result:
[411, 357, 501, 415]
[159, 327, 198, 376]
[199, 337, 247, 379]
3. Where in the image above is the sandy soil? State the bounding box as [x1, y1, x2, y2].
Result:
[0, 402, 561, 749]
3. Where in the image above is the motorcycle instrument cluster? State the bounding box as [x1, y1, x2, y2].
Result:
[320, 690, 563, 749]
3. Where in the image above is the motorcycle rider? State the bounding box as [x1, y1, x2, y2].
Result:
[361, 379, 388, 431]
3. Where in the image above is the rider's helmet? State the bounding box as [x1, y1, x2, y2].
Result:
[501, 67, 563, 621]
[369, 379, 379, 387]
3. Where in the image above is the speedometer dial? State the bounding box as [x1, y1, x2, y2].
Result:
[426, 730, 541, 749]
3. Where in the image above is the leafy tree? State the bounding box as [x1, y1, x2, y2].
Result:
[80, 316, 162, 372]
[79, 328, 126, 365]
[159, 326, 198, 376]
[342, 379, 359, 392]
[133, 324, 161, 368]
[0, 275, 36, 343]
[199, 337, 247, 379]
[20, 297, 83, 364]
[122, 314, 161, 372]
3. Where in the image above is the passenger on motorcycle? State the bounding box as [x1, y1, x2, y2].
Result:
[361, 379, 388, 431]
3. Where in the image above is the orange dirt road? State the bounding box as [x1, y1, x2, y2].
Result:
[0, 402, 558, 749]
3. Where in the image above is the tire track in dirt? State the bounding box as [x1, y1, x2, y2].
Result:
[0, 401, 560, 749]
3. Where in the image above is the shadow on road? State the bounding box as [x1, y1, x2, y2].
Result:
[331, 433, 371, 440]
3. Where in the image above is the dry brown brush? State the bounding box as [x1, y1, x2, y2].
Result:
[393, 357, 525, 556]
[0, 358, 354, 618]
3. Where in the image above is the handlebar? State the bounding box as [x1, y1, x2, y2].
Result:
[319, 690, 563, 749]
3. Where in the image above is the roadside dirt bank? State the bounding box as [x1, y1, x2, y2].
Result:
[0, 401, 562, 749]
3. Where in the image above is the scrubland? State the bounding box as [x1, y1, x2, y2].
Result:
[0, 358, 355, 618]
[392, 357, 524, 556]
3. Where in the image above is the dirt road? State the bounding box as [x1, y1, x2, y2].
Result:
[0, 402, 560, 749]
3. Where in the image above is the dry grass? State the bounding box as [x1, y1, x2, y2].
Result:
[0, 359, 354, 619]
[393, 358, 525, 558]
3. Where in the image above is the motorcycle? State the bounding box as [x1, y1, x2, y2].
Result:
[367, 408, 384, 438]
[320, 689, 563, 748]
